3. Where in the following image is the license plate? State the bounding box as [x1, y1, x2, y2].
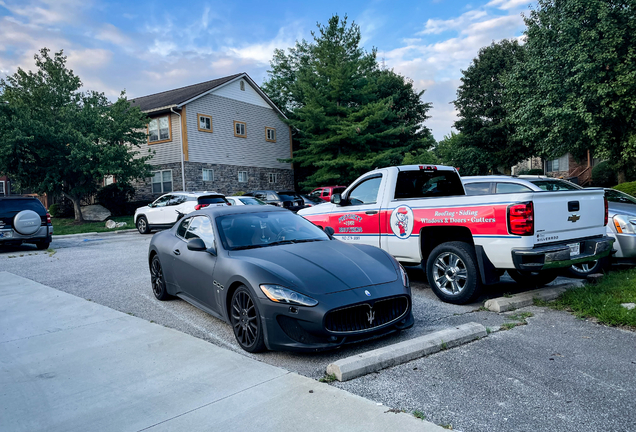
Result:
[568, 243, 580, 256]
[0, 231, 12, 239]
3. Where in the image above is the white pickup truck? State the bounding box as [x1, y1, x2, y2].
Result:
[298, 165, 614, 304]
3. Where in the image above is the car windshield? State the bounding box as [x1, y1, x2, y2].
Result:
[238, 197, 267, 205]
[529, 180, 581, 191]
[606, 189, 636, 205]
[216, 211, 329, 250]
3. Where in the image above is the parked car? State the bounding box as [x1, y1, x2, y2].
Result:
[602, 188, 636, 265]
[461, 175, 615, 277]
[0, 196, 53, 249]
[310, 186, 347, 202]
[243, 190, 305, 212]
[147, 205, 413, 352]
[225, 196, 268, 206]
[301, 194, 325, 207]
[134, 191, 229, 234]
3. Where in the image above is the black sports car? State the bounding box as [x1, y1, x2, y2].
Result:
[148, 205, 413, 352]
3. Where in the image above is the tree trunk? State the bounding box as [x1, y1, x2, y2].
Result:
[62, 191, 84, 222]
[618, 170, 627, 184]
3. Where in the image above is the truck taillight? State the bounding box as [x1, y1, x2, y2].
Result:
[507, 202, 534, 236]
[195, 204, 209, 211]
[604, 196, 608, 226]
[46, 212, 52, 224]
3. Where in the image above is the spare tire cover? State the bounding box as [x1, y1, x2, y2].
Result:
[14, 210, 42, 235]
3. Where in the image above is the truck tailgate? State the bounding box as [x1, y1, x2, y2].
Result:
[532, 189, 605, 245]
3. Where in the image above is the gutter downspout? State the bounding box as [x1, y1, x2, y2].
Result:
[170, 107, 186, 191]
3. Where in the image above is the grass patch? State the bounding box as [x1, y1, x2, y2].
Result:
[52, 216, 133, 236]
[501, 322, 520, 330]
[318, 373, 337, 383]
[547, 269, 636, 329]
[503, 292, 513, 298]
[413, 410, 426, 420]
[533, 297, 550, 307]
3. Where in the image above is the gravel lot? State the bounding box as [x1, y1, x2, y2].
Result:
[2, 231, 635, 431]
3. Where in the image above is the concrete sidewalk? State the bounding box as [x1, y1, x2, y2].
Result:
[0, 272, 442, 432]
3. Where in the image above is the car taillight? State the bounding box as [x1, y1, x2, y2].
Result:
[507, 202, 534, 236]
[46, 212, 52, 224]
[604, 196, 608, 226]
[195, 204, 210, 211]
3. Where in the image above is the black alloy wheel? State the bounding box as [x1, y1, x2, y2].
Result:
[150, 255, 171, 300]
[230, 286, 266, 353]
[137, 216, 151, 234]
[507, 269, 558, 287]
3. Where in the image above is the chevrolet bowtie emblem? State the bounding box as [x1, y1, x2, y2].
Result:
[568, 214, 581, 223]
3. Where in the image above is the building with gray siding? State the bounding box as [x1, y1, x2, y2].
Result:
[129, 73, 293, 201]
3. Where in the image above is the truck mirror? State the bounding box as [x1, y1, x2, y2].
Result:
[331, 193, 342, 205]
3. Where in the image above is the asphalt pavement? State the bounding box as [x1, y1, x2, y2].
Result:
[1, 231, 635, 431]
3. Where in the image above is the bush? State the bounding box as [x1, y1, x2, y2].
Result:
[612, 181, 636, 197]
[517, 168, 544, 175]
[592, 161, 617, 187]
[96, 183, 135, 216]
[48, 201, 73, 218]
[125, 199, 153, 215]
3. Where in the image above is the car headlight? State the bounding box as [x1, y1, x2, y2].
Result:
[259, 284, 318, 307]
[613, 215, 636, 234]
[398, 264, 409, 287]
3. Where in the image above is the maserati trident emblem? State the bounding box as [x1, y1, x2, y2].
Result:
[568, 214, 581, 223]
[367, 308, 376, 325]
[364, 290, 371, 297]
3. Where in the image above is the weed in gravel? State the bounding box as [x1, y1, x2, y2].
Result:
[440, 340, 448, 350]
[508, 312, 534, 321]
[501, 322, 519, 330]
[440, 423, 453, 429]
[47, 248, 56, 257]
[318, 373, 337, 383]
[533, 297, 550, 307]
[486, 327, 492, 334]
[413, 410, 426, 420]
[8, 255, 16, 258]
[503, 292, 513, 298]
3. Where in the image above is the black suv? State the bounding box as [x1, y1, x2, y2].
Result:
[0, 197, 53, 249]
[244, 190, 305, 212]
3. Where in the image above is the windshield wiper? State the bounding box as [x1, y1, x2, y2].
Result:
[231, 244, 270, 250]
[290, 239, 324, 243]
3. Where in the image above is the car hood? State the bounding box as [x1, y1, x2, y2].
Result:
[608, 202, 636, 217]
[229, 240, 398, 295]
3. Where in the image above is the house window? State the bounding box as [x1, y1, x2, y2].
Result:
[238, 171, 248, 183]
[265, 127, 276, 142]
[198, 114, 212, 133]
[240, 80, 245, 91]
[152, 170, 173, 193]
[202, 168, 214, 181]
[0, 181, 4, 196]
[547, 158, 559, 172]
[104, 175, 115, 186]
[234, 121, 246, 138]
[268, 173, 278, 183]
[148, 115, 171, 144]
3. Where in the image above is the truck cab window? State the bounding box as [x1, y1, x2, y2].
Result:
[348, 176, 382, 205]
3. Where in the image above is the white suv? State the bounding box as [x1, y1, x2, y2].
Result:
[134, 191, 229, 234]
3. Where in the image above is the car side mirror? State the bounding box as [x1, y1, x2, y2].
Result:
[331, 193, 342, 205]
[324, 226, 335, 238]
[187, 238, 207, 252]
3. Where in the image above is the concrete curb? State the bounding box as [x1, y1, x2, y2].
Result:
[326, 322, 487, 382]
[53, 229, 138, 239]
[484, 280, 585, 312]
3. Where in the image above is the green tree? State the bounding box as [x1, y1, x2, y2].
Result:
[434, 132, 491, 176]
[505, 0, 636, 182]
[0, 49, 153, 221]
[454, 39, 529, 173]
[263, 15, 435, 188]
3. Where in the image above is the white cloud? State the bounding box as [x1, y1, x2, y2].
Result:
[486, 0, 532, 10]
[94, 24, 132, 48]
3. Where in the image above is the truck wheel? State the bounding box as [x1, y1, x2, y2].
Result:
[426, 241, 482, 304]
[507, 269, 558, 287]
[565, 257, 610, 279]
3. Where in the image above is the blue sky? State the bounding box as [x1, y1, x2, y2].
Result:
[0, 0, 535, 140]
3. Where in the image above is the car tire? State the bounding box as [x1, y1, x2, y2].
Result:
[426, 241, 482, 304]
[230, 285, 266, 353]
[137, 216, 151, 234]
[150, 255, 171, 300]
[35, 240, 50, 250]
[565, 257, 610, 279]
[507, 269, 559, 287]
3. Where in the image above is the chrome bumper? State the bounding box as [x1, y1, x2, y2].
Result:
[511, 236, 615, 271]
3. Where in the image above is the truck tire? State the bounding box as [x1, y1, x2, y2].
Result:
[507, 269, 558, 287]
[426, 241, 482, 304]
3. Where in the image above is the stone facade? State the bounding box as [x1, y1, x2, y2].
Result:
[511, 157, 543, 175]
[132, 162, 294, 201]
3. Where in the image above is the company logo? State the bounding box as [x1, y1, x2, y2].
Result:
[338, 214, 362, 226]
[390, 206, 414, 239]
[364, 290, 371, 297]
[367, 308, 375, 324]
[568, 214, 581, 223]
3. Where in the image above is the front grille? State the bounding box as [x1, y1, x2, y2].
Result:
[324, 296, 409, 333]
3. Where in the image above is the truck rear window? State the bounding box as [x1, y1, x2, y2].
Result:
[394, 170, 465, 199]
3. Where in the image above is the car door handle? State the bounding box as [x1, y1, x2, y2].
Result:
[365, 211, 378, 215]
[173, 249, 181, 255]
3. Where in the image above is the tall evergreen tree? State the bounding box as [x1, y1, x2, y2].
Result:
[263, 15, 435, 188]
[454, 39, 529, 173]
